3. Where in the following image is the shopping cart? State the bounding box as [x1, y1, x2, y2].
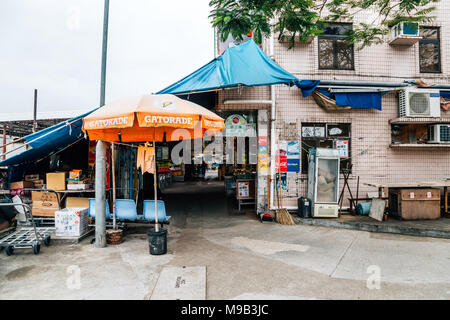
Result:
[0, 203, 53, 256]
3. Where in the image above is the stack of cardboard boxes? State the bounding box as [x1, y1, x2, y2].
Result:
[9, 180, 34, 195]
[25, 174, 45, 188]
[32, 191, 60, 217]
[12, 170, 92, 218]
[67, 169, 91, 190]
[55, 207, 89, 237]
[10, 174, 45, 195]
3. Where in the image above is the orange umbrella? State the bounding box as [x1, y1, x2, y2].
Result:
[83, 94, 224, 142]
[83, 94, 224, 232]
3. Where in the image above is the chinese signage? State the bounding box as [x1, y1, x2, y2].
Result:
[335, 140, 349, 158]
[225, 114, 256, 137]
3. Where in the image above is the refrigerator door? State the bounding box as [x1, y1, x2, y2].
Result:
[316, 158, 339, 203]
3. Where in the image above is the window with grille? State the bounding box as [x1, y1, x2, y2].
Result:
[419, 27, 441, 73]
[318, 23, 354, 70]
[301, 123, 351, 174]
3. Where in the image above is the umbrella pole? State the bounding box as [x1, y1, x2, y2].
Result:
[112, 142, 116, 230]
[154, 138, 159, 232]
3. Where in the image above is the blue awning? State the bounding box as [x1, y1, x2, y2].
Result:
[297, 80, 383, 110]
[441, 91, 450, 99]
[335, 92, 382, 110]
[157, 39, 299, 94]
[0, 110, 94, 167]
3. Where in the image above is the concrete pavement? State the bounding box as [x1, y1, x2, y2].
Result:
[1, 180, 450, 299]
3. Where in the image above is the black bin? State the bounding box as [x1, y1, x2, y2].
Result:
[147, 227, 167, 255]
[298, 197, 312, 218]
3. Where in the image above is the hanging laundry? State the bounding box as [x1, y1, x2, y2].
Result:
[137, 146, 155, 174]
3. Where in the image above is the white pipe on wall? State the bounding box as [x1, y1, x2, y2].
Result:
[223, 100, 272, 105]
[269, 29, 277, 211]
[269, 85, 276, 211]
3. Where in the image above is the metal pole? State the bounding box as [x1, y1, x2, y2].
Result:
[112, 142, 116, 230]
[33, 89, 37, 133]
[100, 0, 110, 107]
[2, 124, 6, 161]
[95, 140, 107, 247]
[154, 138, 159, 232]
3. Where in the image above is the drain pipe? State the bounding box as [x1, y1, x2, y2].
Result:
[269, 85, 276, 211]
[269, 32, 277, 212]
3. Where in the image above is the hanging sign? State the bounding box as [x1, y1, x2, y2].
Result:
[286, 141, 300, 172]
[258, 136, 267, 145]
[335, 140, 349, 158]
[238, 181, 250, 198]
[225, 114, 247, 137]
[276, 173, 287, 191]
[276, 141, 288, 173]
[258, 154, 269, 172]
[287, 158, 300, 172]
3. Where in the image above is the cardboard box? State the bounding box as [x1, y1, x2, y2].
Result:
[69, 170, 82, 180]
[25, 174, 43, 182]
[10, 181, 34, 190]
[33, 200, 59, 210]
[32, 207, 58, 217]
[68, 179, 90, 184]
[66, 197, 89, 209]
[32, 191, 58, 202]
[55, 208, 88, 237]
[67, 184, 90, 190]
[46, 172, 68, 191]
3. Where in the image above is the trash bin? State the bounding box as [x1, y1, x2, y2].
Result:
[297, 197, 312, 218]
[147, 227, 167, 255]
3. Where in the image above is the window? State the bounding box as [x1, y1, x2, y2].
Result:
[301, 123, 351, 174]
[318, 23, 354, 70]
[419, 27, 441, 73]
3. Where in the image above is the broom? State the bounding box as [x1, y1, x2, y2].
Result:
[275, 144, 295, 226]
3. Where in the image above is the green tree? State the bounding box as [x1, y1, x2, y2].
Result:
[209, 0, 439, 49]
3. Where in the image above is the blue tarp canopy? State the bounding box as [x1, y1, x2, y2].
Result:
[157, 39, 299, 95]
[440, 91, 450, 99]
[0, 110, 93, 167]
[297, 80, 383, 110]
[335, 92, 382, 110]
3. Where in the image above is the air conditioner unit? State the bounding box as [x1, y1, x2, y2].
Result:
[389, 22, 421, 46]
[399, 88, 441, 118]
[428, 124, 450, 143]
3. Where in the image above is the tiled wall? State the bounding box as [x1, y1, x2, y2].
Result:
[275, 86, 450, 208]
[273, 2, 450, 207]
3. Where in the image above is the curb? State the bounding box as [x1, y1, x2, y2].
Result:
[294, 217, 450, 239]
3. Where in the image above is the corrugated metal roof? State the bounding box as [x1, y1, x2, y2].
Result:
[0, 109, 92, 122]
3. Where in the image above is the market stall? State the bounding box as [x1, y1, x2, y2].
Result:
[82, 94, 225, 252]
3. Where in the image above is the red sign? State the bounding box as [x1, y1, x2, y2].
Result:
[279, 156, 287, 172]
[258, 136, 268, 145]
[275, 152, 287, 173]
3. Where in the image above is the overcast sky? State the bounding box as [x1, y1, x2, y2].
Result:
[0, 0, 214, 115]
